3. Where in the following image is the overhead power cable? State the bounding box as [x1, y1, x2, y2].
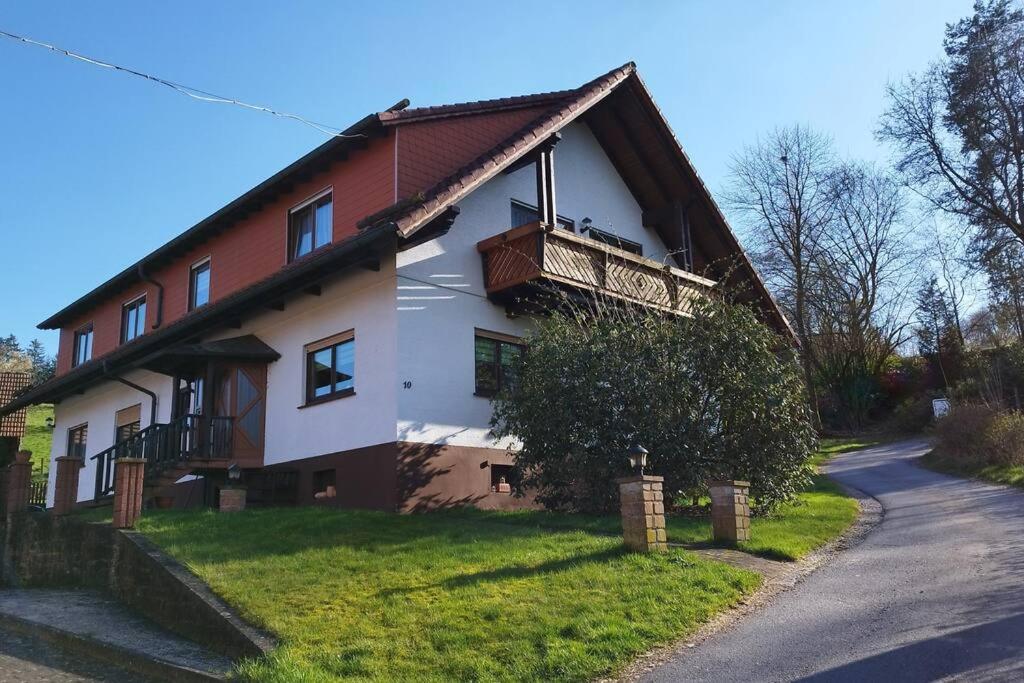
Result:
[0, 28, 361, 138]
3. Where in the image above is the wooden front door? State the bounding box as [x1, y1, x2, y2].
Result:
[212, 363, 268, 466]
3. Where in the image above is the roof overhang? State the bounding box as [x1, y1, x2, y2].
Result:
[38, 114, 386, 330]
[2, 225, 394, 414]
[138, 334, 281, 376]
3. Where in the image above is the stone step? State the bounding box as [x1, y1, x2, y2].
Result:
[0, 588, 234, 682]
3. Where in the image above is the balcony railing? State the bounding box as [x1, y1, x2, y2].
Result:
[92, 414, 233, 499]
[477, 221, 716, 314]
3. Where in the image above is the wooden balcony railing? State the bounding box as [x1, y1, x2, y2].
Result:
[477, 221, 716, 314]
[92, 414, 234, 499]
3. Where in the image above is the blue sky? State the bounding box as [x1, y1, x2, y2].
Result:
[0, 1, 972, 355]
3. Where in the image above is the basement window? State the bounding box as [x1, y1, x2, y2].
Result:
[289, 190, 333, 261]
[490, 464, 514, 493]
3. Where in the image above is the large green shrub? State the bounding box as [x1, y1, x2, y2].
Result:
[933, 404, 1024, 467]
[491, 299, 816, 515]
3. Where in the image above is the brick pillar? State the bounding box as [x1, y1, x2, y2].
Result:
[709, 480, 751, 543]
[616, 474, 667, 552]
[219, 486, 247, 513]
[52, 456, 84, 516]
[4, 450, 32, 515]
[112, 458, 146, 529]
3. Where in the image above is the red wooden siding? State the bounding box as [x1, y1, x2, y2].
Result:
[56, 133, 395, 376]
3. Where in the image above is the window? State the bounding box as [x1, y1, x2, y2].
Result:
[120, 295, 147, 344]
[72, 324, 93, 367]
[67, 423, 88, 459]
[584, 227, 643, 256]
[189, 259, 211, 311]
[304, 331, 355, 404]
[289, 191, 333, 261]
[510, 200, 574, 232]
[474, 331, 524, 397]
[115, 404, 141, 443]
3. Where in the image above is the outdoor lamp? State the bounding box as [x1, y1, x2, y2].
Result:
[227, 463, 242, 483]
[44, 416, 54, 430]
[627, 444, 649, 475]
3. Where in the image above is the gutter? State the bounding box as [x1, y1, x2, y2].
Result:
[103, 361, 158, 426]
[137, 264, 164, 329]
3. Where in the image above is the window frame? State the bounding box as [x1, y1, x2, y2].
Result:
[72, 323, 94, 368]
[120, 294, 147, 345]
[67, 423, 88, 460]
[510, 199, 575, 232]
[302, 330, 355, 407]
[287, 188, 334, 263]
[584, 226, 643, 256]
[474, 329, 525, 398]
[188, 257, 212, 311]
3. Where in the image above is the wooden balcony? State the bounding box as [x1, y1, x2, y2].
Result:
[477, 221, 716, 314]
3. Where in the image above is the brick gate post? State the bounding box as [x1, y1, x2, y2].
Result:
[4, 450, 32, 515]
[709, 480, 751, 543]
[112, 458, 146, 529]
[616, 474, 668, 552]
[53, 455, 84, 516]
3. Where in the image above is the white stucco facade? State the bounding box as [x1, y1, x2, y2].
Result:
[394, 121, 671, 450]
[47, 120, 673, 505]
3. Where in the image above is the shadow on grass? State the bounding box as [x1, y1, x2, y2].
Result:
[377, 546, 629, 597]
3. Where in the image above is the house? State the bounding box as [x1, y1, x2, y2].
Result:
[0, 63, 790, 512]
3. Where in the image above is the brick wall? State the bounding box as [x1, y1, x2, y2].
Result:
[0, 512, 273, 660]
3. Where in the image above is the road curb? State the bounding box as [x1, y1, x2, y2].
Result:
[0, 612, 227, 682]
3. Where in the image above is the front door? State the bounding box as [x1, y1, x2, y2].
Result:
[212, 362, 267, 466]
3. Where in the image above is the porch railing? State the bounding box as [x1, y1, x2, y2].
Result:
[92, 414, 234, 499]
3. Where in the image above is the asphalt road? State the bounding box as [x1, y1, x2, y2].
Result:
[642, 439, 1024, 682]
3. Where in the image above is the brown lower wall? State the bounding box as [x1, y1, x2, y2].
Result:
[261, 441, 537, 512]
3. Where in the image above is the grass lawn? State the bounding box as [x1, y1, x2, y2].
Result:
[21, 404, 53, 482]
[136, 508, 759, 682]
[482, 473, 858, 562]
[921, 451, 1024, 489]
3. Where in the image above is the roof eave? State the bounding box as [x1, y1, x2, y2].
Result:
[37, 113, 386, 330]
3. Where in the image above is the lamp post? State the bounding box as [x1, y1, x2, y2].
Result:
[627, 444, 648, 476]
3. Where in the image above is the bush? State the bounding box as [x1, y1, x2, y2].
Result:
[887, 396, 935, 435]
[986, 412, 1024, 466]
[933, 404, 1024, 467]
[491, 299, 816, 515]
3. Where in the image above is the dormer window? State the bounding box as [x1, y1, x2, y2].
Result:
[121, 295, 147, 344]
[289, 190, 333, 262]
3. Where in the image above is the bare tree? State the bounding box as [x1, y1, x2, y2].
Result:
[879, 0, 1024, 243]
[725, 125, 835, 413]
[812, 164, 918, 427]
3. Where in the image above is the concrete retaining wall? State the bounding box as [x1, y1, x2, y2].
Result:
[0, 511, 273, 661]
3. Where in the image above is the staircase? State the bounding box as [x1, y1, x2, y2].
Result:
[91, 414, 234, 500]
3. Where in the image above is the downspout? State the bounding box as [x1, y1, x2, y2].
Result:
[103, 360, 158, 427]
[137, 264, 164, 329]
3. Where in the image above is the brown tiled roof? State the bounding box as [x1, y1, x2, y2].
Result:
[368, 62, 637, 236]
[378, 88, 577, 124]
[0, 372, 30, 438]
